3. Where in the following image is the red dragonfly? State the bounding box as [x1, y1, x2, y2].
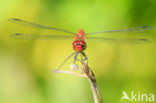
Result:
[8, 18, 153, 70]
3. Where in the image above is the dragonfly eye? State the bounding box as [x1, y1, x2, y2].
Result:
[73, 40, 86, 52]
[79, 41, 86, 50]
[79, 40, 86, 45]
[73, 40, 79, 45]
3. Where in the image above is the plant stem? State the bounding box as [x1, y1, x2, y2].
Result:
[52, 62, 103, 103]
[81, 62, 103, 103]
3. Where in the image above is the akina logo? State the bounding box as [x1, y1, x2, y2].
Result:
[121, 91, 155, 102]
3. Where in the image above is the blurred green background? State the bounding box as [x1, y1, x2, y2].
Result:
[0, 0, 156, 103]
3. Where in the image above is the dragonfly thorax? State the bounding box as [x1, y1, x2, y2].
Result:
[75, 29, 86, 41]
[78, 29, 84, 35]
[73, 40, 86, 53]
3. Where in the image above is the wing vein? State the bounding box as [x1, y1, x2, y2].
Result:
[8, 18, 75, 35]
[87, 26, 153, 35]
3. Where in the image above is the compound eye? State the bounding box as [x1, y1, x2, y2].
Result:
[79, 41, 86, 49]
[79, 41, 85, 45]
[81, 45, 84, 48]
[73, 41, 79, 45]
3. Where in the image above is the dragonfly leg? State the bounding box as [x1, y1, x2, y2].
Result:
[73, 53, 86, 63]
[71, 52, 88, 71]
[73, 53, 79, 64]
[56, 52, 76, 70]
[81, 52, 88, 64]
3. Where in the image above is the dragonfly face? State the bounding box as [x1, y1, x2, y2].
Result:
[73, 40, 86, 53]
[72, 29, 87, 53]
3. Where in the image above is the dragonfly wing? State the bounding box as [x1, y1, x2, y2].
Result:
[86, 37, 151, 44]
[10, 33, 73, 40]
[87, 26, 153, 35]
[8, 18, 75, 35]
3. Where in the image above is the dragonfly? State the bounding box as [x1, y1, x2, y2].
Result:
[8, 18, 153, 70]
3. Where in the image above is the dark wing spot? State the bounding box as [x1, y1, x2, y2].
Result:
[140, 26, 147, 29]
[13, 18, 21, 21]
[139, 38, 151, 43]
[140, 39, 148, 41]
[140, 26, 154, 30]
[15, 33, 23, 35]
[8, 18, 22, 22]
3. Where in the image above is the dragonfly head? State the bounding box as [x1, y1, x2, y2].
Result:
[78, 29, 84, 36]
[73, 40, 86, 53]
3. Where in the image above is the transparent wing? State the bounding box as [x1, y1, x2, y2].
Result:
[87, 26, 153, 35]
[11, 33, 73, 40]
[8, 18, 75, 35]
[86, 36, 151, 44]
